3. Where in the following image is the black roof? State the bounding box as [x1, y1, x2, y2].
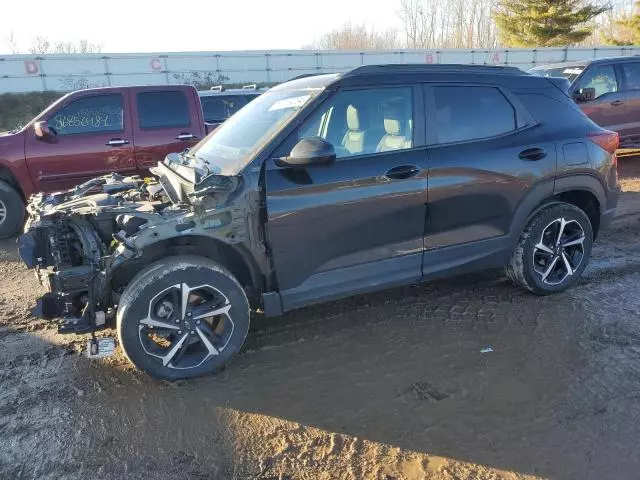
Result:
[274, 63, 544, 92]
[345, 63, 526, 77]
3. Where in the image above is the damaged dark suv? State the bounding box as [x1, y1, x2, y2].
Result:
[18, 65, 619, 380]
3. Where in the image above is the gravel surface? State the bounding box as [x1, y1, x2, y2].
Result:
[1, 160, 640, 480]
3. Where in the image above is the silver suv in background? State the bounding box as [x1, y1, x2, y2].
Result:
[530, 56, 640, 149]
[198, 84, 264, 129]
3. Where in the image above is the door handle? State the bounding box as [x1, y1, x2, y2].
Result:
[106, 138, 129, 146]
[176, 133, 197, 140]
[385, 165, 420, 180]
[518, 148, 546, 161]
[611, 100, 624, 106]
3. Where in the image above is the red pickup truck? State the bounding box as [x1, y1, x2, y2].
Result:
[0, 85, 207, 237]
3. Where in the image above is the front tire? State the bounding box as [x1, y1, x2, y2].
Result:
[507, 202, 593, 295]
[117, 256, 250, 380]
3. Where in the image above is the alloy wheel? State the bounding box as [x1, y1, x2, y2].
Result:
[532, 217, 586, 286]
[0, 200, 7, 225]
[138, 282, 235, 370]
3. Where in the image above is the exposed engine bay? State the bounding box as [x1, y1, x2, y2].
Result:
[18, 152, 247, 334]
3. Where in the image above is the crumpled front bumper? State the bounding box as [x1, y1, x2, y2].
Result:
[18, 224, 101, 333]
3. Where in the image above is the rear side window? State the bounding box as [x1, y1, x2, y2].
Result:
[622, 62, 640, 90]
[137, 91, 190, 129]
[515, 92, 594, 128]
[201, 95, 249, 122]
[574, 65, 618, 98]
[433, 86, 516, 143]
[49, 94, 123, 136]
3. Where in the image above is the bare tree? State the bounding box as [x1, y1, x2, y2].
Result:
[309, 22, 400, 50]
[29, 36, 51, 55]
[398, 0, 498, 49]
[53, 39, 103, 54]
[582, 0, 636, 45]
[28, 37, 103, 55]
[5, 31, 20, 54]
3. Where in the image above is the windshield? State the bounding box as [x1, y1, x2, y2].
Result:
[530, 65, 585, 83]
[190, 88, 322, 175]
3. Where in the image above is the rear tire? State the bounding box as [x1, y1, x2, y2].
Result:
[507, 202, 593, 295]
[117, 255, 250, 380]
[0, 180, 25, 238]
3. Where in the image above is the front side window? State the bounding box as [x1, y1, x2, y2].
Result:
[298, 87, 413, 158]
[622, 62, 640, 90]
[137, 91, 190, 129]
[433, 86, 516, 144]
[574, 65, 618, 98]
[49, 94, 123, 136]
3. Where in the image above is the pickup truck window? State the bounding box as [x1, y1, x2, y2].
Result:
[574, 65, 618, 98]
[201, 95, 250, 123]
[622, 62, 640, 90]
[137, 91, 191, 129]
[48, 94, 124, 136]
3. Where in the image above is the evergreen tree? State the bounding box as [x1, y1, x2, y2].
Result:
[606, 2, 640, 45]
[494, 0, 610, 47]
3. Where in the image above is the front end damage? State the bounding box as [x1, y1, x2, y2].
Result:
[18, 154, 249, 335]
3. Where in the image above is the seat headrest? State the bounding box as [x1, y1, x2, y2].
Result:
[382, 104, 405, 136]
[346, 105, 360, 130]
[384, 117, 401, 135]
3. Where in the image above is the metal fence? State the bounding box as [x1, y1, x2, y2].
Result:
[1, 46, 639, 93]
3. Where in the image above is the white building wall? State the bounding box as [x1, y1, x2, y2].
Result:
[1, 47, 639, 93]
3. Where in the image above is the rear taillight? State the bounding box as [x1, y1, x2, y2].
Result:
[587, 130, 619, 154]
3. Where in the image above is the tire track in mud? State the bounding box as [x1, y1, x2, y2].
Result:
[0, 193, 640, 479]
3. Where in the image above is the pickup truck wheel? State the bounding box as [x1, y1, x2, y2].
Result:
[507, 202, 593, 295]
[0, 180, 25, 239]
[117, 255, 250, 381]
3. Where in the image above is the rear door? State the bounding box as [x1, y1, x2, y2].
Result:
[617, 61, 640, 147]
[24, 90, 135, 193]
[130, 87, 204, 171]
[572, 63, 627, 136]
[265, 85, 428, 311]
[422, 84, 557, 274]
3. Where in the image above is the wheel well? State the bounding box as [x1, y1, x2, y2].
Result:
[553, 190, 601, 238]
[111, 236, 262, 302]
[0, 167, 24, 200]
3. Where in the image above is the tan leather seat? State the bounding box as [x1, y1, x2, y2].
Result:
[341, 105, 365, 154]
[376, 109, 412, 152]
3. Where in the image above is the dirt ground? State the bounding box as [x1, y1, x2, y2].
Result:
[2, 160, 640, 480]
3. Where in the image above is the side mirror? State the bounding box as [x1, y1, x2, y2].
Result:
[275, 137, 336, 168]
[34, 121, 54, 140]
[573, 87, 596, 102]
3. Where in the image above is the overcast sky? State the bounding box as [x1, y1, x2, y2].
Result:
[2, 0, 403, 54]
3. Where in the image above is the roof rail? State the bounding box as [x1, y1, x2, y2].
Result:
[289, 73, 327, 81]
[210, 85, 224, 92]
[344, 64, 526, 77]
[242, 84, 257, 90]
